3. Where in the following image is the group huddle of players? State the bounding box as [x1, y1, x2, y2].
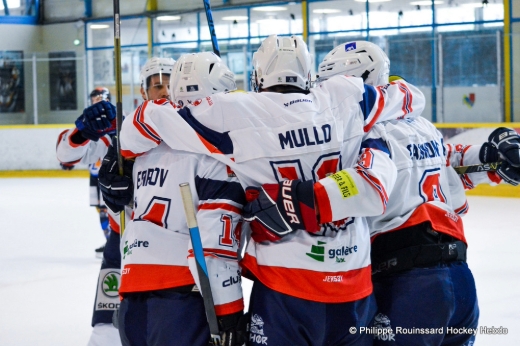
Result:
[56, 35, 520, 346]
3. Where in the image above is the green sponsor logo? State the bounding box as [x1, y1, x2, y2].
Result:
[306, 241, 326, 262]
[306, 241, 358, 263]
[102, 271, 120, 298]
[123, 240, 129, 259]
[123, 239, 150, 259]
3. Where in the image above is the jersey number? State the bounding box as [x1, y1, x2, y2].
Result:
[219, 214, 234, 247]
[136, 197, 171, 228]
[419, 169, 447, 203]
[270, 152, 342, 182]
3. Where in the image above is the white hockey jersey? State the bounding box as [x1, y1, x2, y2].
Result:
[120, 141, 245, 316]
[56, 128, 111, 166]
[120, 75, 426, 303]
[56, 128, 122, 230]
[317, 117, 507, 245]
[365, 117, 468, 242]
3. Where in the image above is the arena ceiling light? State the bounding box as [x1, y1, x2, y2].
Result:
[252, 6, 288, 12]
[222, 16, 249, 21]
[313, 9, 341, 14]
[90, 24, 110, 29]
[157, 16, 181, 21]
[410, 0, 443, 4]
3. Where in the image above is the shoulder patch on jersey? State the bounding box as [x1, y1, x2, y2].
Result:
[328, 171, 359, 199]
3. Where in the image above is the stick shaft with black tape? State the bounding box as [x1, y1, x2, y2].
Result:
[179, 183, 221, 345]
[113, 0, 125, 234]
[453, 161, 501, 175]
[203, 0, 220, 57]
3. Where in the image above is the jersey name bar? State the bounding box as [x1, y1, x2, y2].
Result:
[279, 124, 332, 150]
[407, 140, 442, 161]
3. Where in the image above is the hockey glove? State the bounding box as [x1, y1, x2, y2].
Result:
[486, 127, 520, 167]
[98, 139, 134, 213]
[242, 180, 319, 243]
[497, 161, 520, 186]
[75, 101, 116, 141]
[218, 312, 249, 346]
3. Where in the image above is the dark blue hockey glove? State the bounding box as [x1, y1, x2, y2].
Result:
[98, 138, 134, 213]
[487, 127, 520, 167]
[479, 142, 499, 164]
[243, 180, 319, 243]
[75, 101, 117, 141]
[497, 161, 520, 186]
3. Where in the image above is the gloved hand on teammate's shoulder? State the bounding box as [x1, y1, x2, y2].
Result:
[496, 161, 520, 186]
[98, 138, 134, 213]
[480, 127, 520, 167]
[242, 180, 319, 243]
[217, 311, 249, 346]
[75, 101, 116, 141]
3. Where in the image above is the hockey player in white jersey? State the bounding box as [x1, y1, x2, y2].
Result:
[87, 35, 429, 345]
[57, 86, 114, 255]
[307, 40, 520, 345]
[57, 57, 175, 346]
[99, 52, 247, 346]
[55, 86, 122, 345]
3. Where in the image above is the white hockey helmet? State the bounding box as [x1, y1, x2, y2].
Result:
[251, 35, 311, 92]
[169, 52, 236, 106]
[317, 41, 390, 86]
[139, 57, 176, 90]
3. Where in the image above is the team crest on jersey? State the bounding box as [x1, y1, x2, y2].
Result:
[249, 314, 268, 345]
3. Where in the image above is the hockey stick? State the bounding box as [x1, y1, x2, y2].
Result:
[203, 0, 220, 57]
[453, 161, 501, 175]
[113, 0, 125, 234]
[179, 183, 221, 345]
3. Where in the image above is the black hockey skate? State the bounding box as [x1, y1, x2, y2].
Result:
[95, 244, 105, 258]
